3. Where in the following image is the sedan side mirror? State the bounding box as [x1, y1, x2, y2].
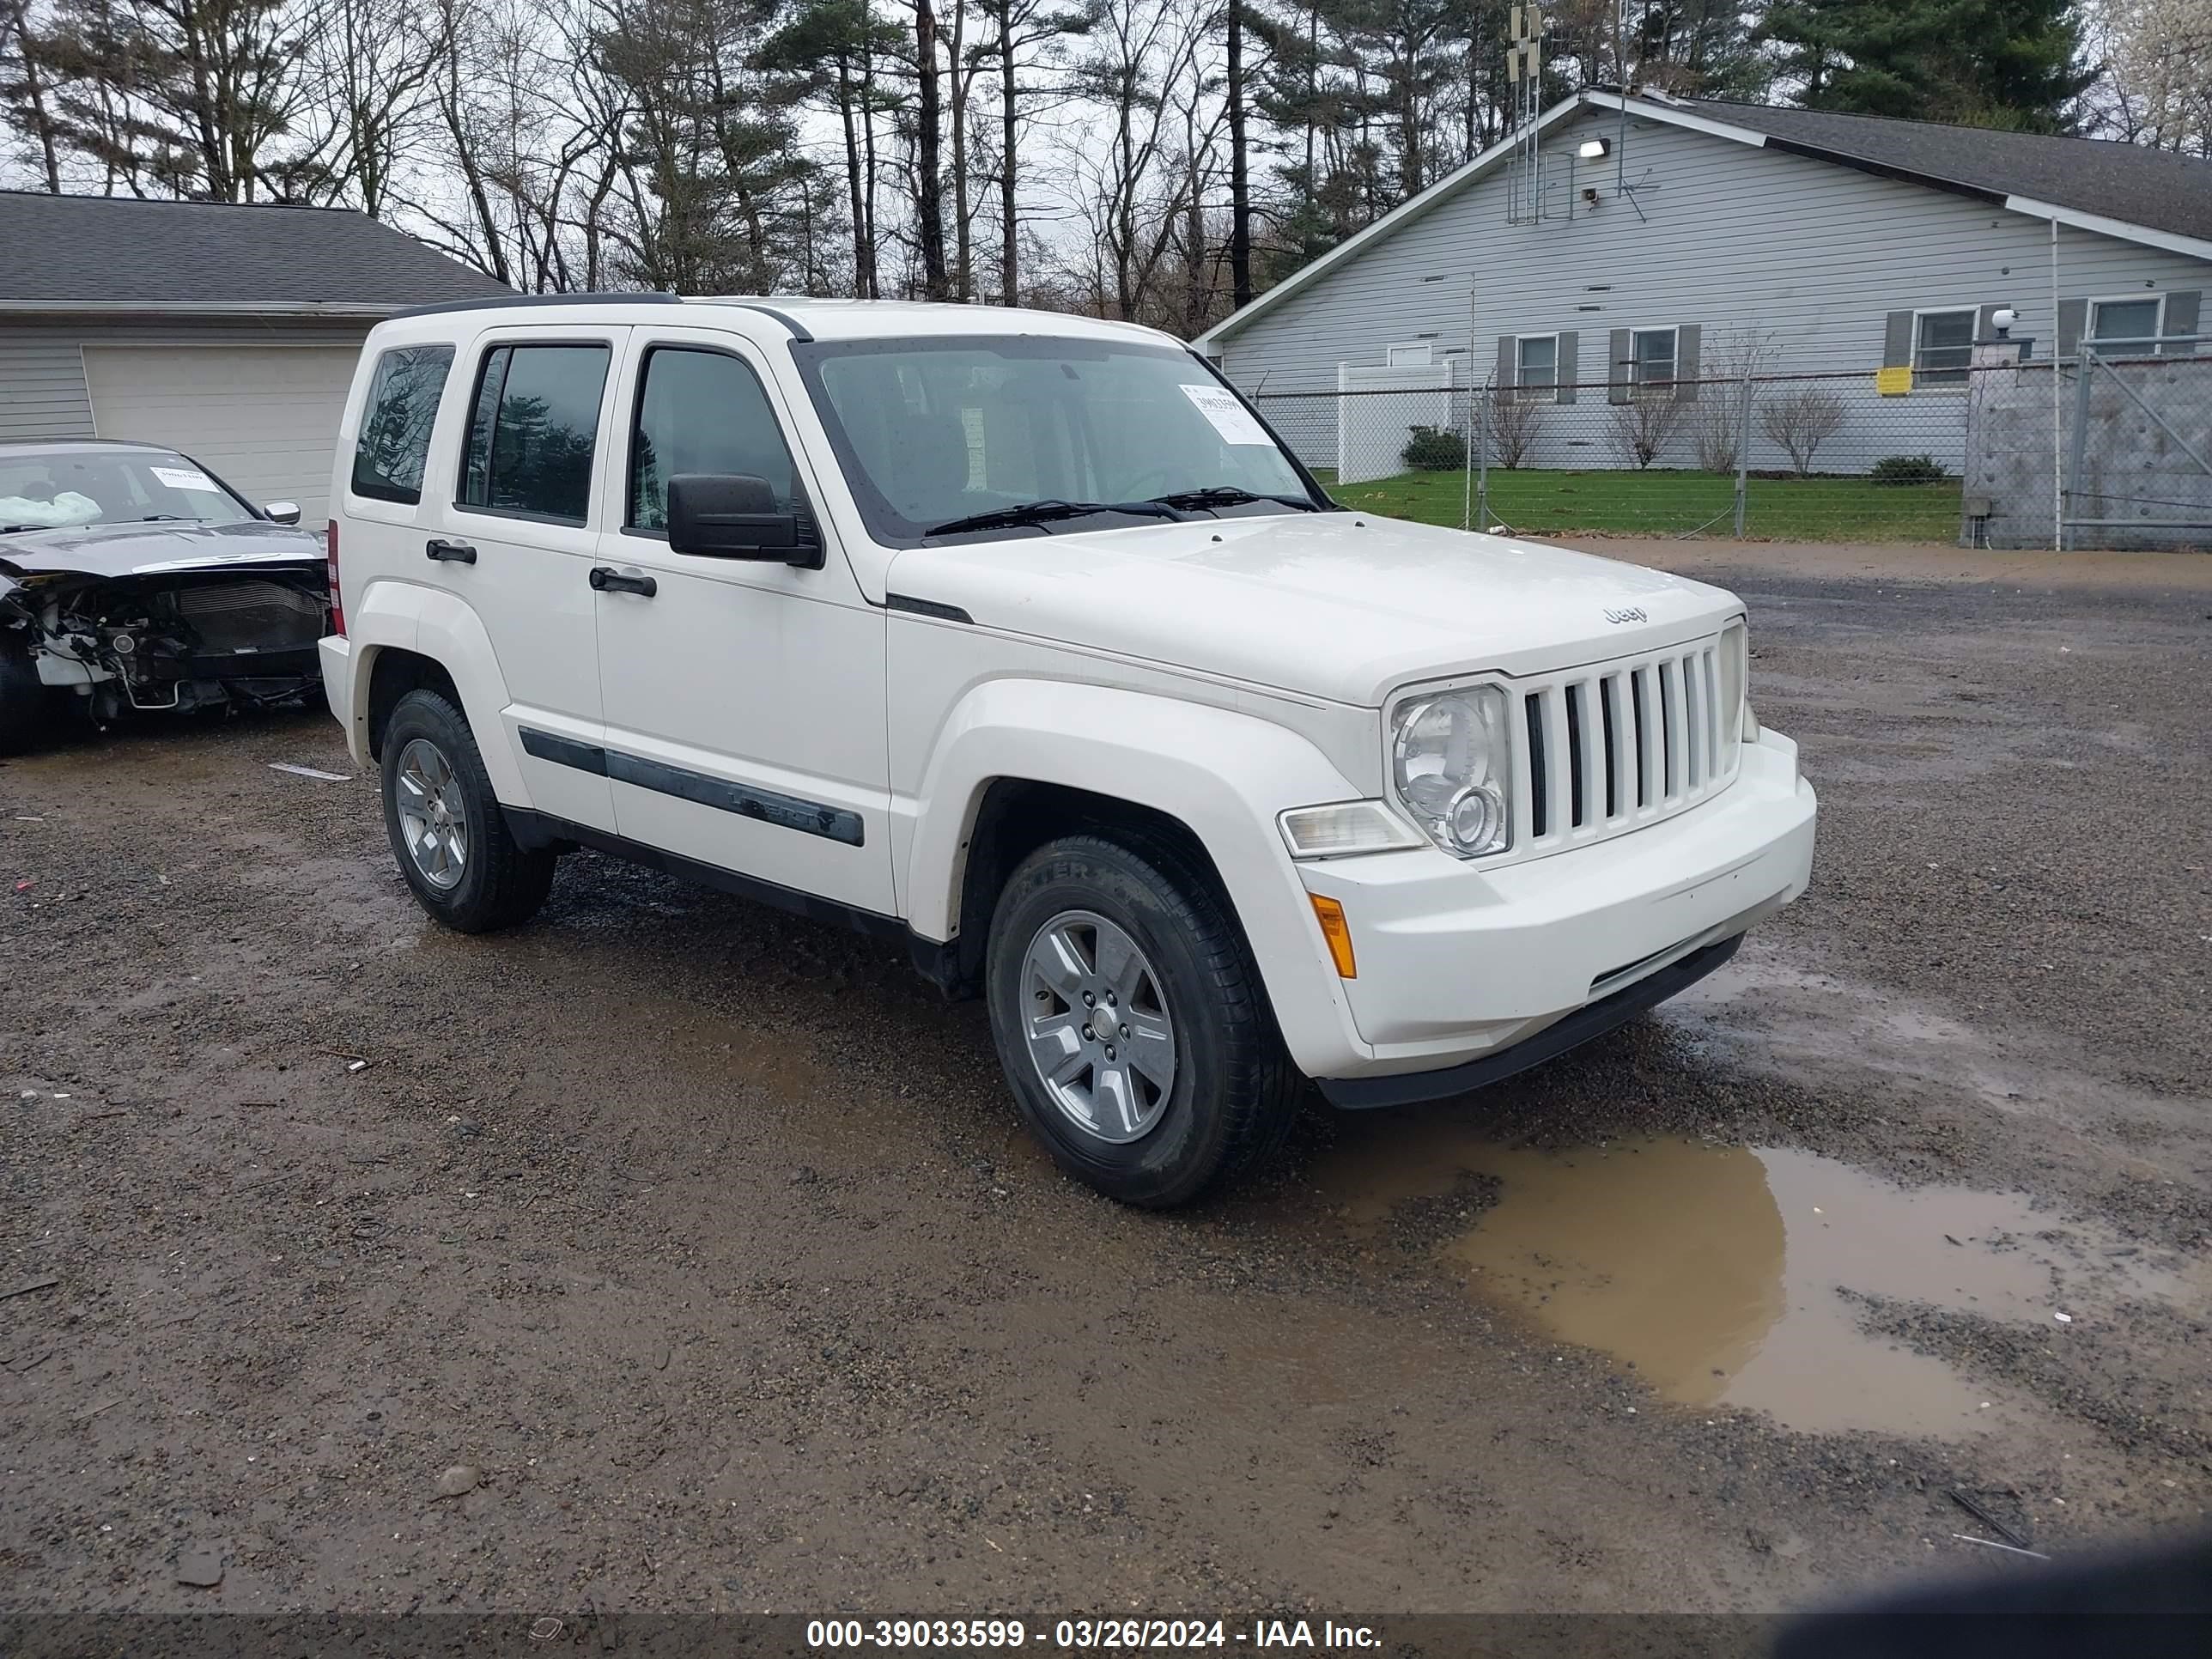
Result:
[665, 474, 813, 566]
[263, 501, 302, 526]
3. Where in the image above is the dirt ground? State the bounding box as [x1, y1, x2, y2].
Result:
[3, 543, 2209, 1622]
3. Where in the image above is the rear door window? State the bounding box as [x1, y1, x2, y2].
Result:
[351, 344, 454, 506]
[458, 343, 611, 524]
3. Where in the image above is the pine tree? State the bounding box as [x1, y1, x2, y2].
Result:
[1762, 0, 2097, 133]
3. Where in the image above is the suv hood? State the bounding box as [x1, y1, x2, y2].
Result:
[886, 512, 1743, 706]
[0, 519, 323, 583]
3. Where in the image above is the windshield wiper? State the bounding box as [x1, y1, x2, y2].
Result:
[1144, 486, 1321, 514]
[134, 514, 193, 523]
[922, 498, 1182, 538]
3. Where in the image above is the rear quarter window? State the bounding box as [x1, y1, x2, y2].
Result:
[350, 344, 455, 506]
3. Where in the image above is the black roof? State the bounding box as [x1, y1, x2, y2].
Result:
[1682, 100, 2212, 244]
[0, 191, 514, 309]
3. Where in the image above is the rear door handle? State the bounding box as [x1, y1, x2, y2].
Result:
[589, 567, 657, 598]
[425, 538, 477, 564]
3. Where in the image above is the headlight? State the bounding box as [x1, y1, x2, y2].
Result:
[1390, 686, 1513, 858]
[1719, 620, 1749, 744]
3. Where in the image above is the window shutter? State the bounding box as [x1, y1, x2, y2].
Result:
[1607, 328, 1632, 404]
[1881, 311, 1915, 368]
[2163, 290, 2200, 354]
[1674, 325, 1700, 403]
[1496, 334, 1516, 390]
[1976, 303, 2004, 342]
[2057, 299, 2087, 357]
[1555, 332, 1578, 404]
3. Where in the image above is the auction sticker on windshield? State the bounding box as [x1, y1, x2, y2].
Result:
[1180, 384, 1274, 446]
[151, 466, 222, 493]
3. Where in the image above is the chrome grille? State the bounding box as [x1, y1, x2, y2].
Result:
[1516, 636, 1739, 855]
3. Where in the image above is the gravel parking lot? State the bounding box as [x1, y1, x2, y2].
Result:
[3, 544, 2209, 1620]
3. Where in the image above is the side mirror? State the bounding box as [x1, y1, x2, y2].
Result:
[263, 501, 302, 526]
[665, 474, 811, 565]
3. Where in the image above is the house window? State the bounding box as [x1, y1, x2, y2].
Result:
[1914, 309, 1976, 386]
[2088, 296, 2163, 349]
[1385, 342, 1434, 368]
[1631, 327, 1677, 392]
[1515, 334, 1558, 397]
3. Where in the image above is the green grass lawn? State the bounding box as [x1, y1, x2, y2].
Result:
[1322, 467, 1963, 542]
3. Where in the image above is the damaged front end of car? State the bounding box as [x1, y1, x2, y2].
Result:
[1, 559, 329, 726]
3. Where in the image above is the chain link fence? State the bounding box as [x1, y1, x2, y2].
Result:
[1248, 349, 2212, 549]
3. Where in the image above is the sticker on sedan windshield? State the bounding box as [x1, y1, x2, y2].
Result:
[1179, 385, 1274, 446]
[151, 466, 222, 492]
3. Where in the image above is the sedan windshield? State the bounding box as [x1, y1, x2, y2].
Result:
[791, 336, 1323, 544]
[0, 450, 253, 534]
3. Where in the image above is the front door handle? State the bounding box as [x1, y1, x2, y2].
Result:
[589, 566, 658, 598]
[425, 538, 477, 564]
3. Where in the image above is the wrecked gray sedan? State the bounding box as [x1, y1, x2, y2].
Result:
[1, 441, 329, 753]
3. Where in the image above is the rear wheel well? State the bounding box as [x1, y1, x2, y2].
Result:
[365, 648, 461, 762]
[939, 780, 1232, 1000]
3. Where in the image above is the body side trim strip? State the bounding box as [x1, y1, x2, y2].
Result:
[518, 726, 863, 845]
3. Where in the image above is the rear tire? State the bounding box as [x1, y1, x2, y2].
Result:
[0, 638, 46, 756]
[380, 687, 555, 933]
[986, 832, 1300, 1208]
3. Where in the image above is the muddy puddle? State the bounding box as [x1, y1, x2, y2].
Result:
[1310, 1121, 2197, 1437]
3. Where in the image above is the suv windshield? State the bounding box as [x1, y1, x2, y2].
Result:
[790, 336, 1323, 544]
[0, 449, 253, 535]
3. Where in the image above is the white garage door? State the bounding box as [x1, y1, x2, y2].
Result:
[82, 344, 362, 527]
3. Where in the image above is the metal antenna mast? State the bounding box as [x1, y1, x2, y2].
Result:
[1506, 7, 1547, 223]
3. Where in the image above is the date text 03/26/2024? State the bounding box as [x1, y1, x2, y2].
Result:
[806, 1620, 1381, 1649]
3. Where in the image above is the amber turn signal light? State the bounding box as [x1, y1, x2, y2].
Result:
[1309, 894, 1357, 979]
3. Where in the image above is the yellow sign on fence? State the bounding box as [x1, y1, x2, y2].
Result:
[1875, 365, 1914, 396]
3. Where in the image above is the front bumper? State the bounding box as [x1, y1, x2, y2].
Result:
[1291, 728, 1815, 1086]
[1316, 933, 1743, 1107]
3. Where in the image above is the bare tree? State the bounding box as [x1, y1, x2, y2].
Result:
[1688, 326, 1777, 472]
[1485, 384, 1544, 469]
[283, 0, 451, 215]
[1607, 390, 1685, 470]
[1, 0, 64, 189]
[973, 0, 1084, 305]
[1063, 0, 1209, 323]
[1759, 386, 1847, 477]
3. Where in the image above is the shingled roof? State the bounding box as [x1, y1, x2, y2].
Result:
[1681, 100, 2212, 245]
[0, 192, 512, 313]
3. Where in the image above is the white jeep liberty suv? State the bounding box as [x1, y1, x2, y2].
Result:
[320, 296, 1816, 1207]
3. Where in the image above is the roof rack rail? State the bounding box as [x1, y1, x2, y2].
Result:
[388, 291, 684, 320]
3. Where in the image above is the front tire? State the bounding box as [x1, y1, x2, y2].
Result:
[379, 688, 555, 933]
[986, 832, 1299, 1207]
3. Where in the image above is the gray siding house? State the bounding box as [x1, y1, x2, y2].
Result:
[1195, 93, 2212, 477]
[0, 193, 507, 522]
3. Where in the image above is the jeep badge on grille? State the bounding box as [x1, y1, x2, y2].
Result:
[1604, 606, 1648, 624]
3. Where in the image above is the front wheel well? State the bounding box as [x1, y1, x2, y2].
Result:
[939, 780, 1232, 1000]
[364, 648, 461, 762]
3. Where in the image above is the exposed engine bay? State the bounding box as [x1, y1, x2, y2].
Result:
[3, 563, 329, 721]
